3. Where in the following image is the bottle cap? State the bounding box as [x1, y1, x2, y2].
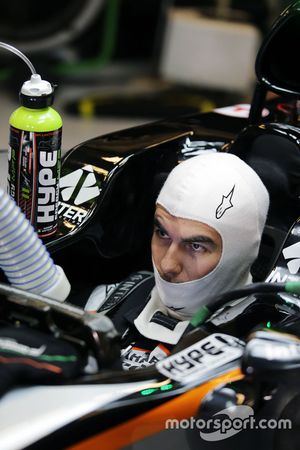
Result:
[20, 74, 55, 108]
[21, 74, 52, 96]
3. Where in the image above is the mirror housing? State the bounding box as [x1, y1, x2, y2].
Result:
[249, 1, 300, 123]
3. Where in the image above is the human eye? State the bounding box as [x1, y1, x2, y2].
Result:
[154, 225, 169, 240]
[188, 242, 207, 253]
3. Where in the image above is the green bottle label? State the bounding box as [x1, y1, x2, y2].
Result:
[8, 126, 62, 237]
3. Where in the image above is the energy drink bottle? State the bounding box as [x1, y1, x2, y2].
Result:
[8, 74, 62, 238]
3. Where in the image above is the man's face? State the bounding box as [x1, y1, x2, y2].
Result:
[151, 205, 222, 283]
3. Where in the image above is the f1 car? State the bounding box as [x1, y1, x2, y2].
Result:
[1, 1, 300, 449]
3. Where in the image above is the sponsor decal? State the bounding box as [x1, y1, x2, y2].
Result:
[37, 146, 58, 226]
[59, 165, 101, 206]
[85, 283, 120, 312]
[214, 104, 269, 118]
[122, 344, 170, 370]
[216, 185, 235, 219]
[266, 241, 300, 283]
[265, 269, 289, 283]
[98, 272, 153, 313]
[8, 128, 61, 237]
[156, 333, 243, 383]
[282, 241, 300, 274]
[57, 202, 88, 224]
[181, 137, 219, 156]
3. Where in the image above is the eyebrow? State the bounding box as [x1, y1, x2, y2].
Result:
[154, 217, 164, 228]
[153, 217, 217, 248]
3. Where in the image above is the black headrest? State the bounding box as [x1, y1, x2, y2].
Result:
[228, 123, 300, 232]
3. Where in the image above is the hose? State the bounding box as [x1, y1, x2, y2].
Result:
[0, 41, 36, 74]
[0, 188, 70, 301]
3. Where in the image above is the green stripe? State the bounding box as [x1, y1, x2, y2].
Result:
[38, 354, 77, 362]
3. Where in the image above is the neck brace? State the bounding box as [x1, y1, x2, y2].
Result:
[154, 152, 269, 319]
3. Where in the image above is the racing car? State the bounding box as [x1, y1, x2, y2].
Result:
[1, 1, 300, 449]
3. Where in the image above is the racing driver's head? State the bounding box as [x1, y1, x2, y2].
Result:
[151, 152, 269, 320]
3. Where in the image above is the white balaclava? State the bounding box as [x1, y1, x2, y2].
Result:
[153, 152, 270, 320]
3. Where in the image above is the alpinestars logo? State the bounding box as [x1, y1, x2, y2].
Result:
[59, 165, 101, 205]
[282, 242, 300, 274]
[216, 185, 235, 219]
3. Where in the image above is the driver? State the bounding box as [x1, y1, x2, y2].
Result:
[85, 152, 269, 369]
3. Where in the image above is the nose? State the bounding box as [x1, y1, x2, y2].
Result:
[160, 244, 182, 281]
